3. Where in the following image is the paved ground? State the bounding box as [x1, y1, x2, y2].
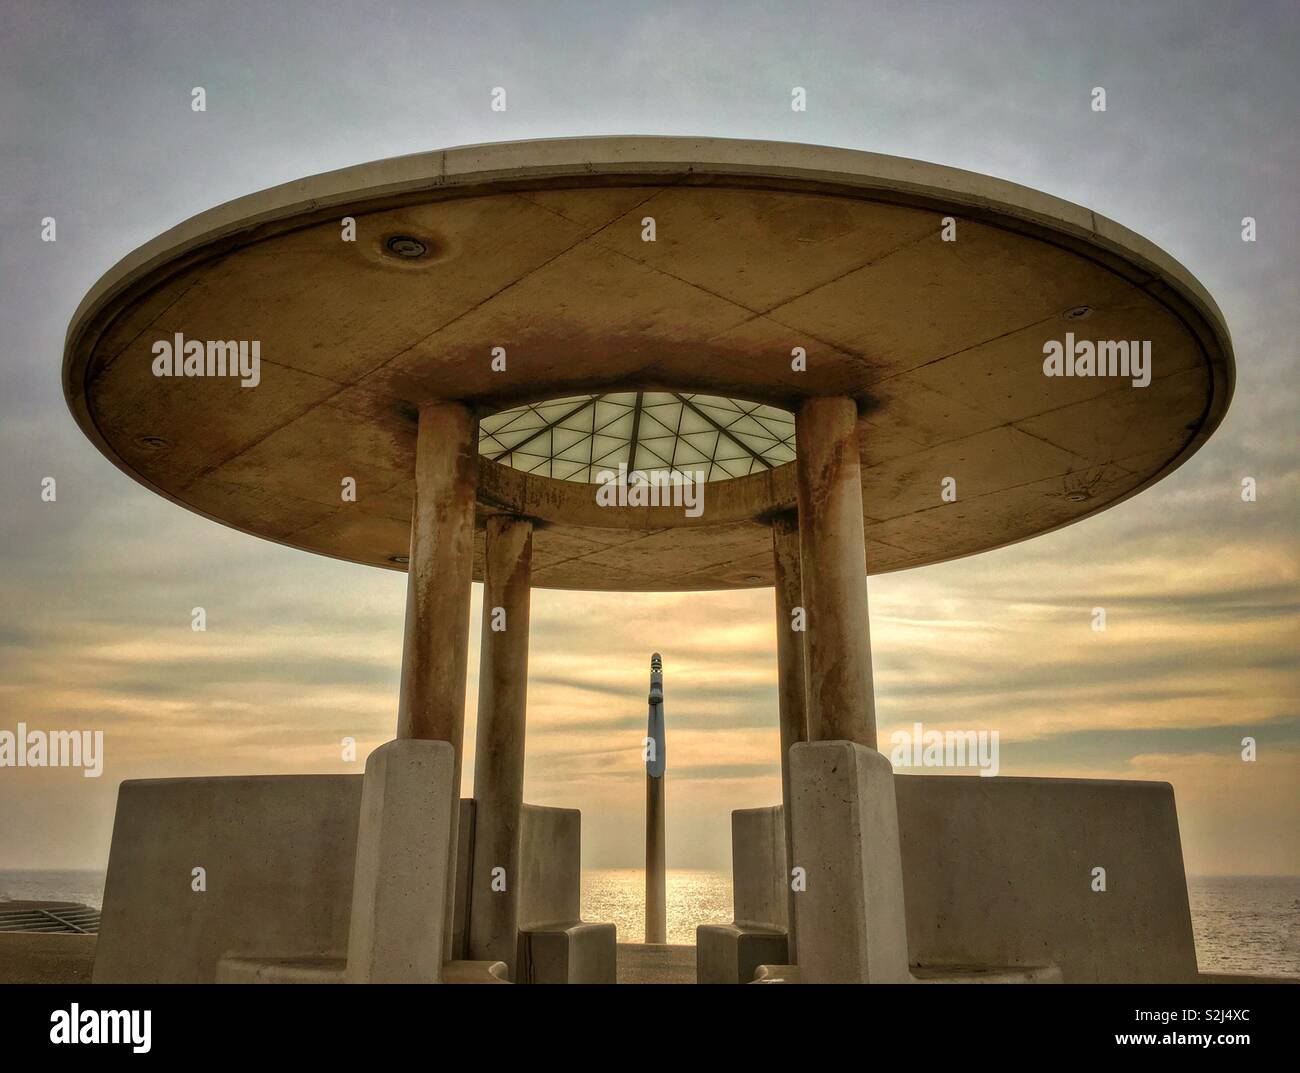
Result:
[0, 933, 96, 983]
[617, 942, 695, 984]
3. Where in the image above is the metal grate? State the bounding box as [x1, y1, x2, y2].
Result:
[0, 905, 100, 934]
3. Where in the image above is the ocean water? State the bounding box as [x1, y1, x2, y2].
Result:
[581, 869, 1300, 977]
[0, 870, 105, 910]
[1186, 875, 1300, 978]
[583, 868, 734, 946]
[3, 868, 1295, 976]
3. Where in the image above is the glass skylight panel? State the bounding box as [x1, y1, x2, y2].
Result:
[480, 391, 796, 483]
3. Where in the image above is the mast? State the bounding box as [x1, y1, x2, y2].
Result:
[645, 652, 666, 943]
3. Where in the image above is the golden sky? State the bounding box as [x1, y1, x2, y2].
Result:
[1, 0, 1296, 876]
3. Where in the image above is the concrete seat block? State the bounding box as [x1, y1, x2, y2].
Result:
[517, 922, 617, 984]
[346, 739, 457, 983]
[441, 959, 510, 983]
[696, 923, 788, 984]
[696, 804, 791, 984]
[509, 803, 616, 983]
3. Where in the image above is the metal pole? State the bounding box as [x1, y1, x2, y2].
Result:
[645, 652, 667, 944]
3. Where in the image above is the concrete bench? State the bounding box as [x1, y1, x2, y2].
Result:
[774, 743, 1200, 983]
[513, 805, 616, 983]
[697, 923, 787, 985]
[94, 765, 614, 984]
[348, 744, 610, 983]
[894, 773, 1199, 983]
[697, 806, 789, 984]
[94, 775, 362, 984]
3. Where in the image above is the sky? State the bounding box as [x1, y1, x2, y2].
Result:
[0, 0, 1296, 875]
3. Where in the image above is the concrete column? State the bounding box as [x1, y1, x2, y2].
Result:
[394, 399, 479, 953]
[468, 515, 534, 976]
[771, 512, 808, 949]
[396, 400, 479, 744]
[793, 397, 877, 748]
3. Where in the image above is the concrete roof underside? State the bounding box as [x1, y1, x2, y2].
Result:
[63, 137, 1233, 592]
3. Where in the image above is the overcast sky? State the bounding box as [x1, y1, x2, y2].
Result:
[0, 0, 1296, 874]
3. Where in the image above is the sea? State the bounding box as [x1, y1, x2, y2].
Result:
[3, 869, 1296, 977]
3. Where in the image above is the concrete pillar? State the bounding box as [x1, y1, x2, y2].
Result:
[771, 512, 808, 950]
[789, 741, 910, 982]
[396, 400, 479, 744]
[468, 515, 534, 976]
[793, 397, 877, 748]
[394, 399, 479, 954]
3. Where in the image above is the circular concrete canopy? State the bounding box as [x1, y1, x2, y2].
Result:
[64, 137, 1233, 591]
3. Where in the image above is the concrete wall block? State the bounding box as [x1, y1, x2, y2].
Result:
[516, 804, 582, 928]
[345, 739, 457, 983]
[894, 774, 1199, 982]
[698, 805, 791, 984]
[789, 740, 910, 983]
[93, 775, 361, 983]
[731, 806, 788, 929]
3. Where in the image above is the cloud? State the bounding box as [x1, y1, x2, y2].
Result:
[0, 0, 1295, 873]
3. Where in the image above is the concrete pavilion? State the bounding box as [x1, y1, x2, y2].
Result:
[64, 137, 1233, 984]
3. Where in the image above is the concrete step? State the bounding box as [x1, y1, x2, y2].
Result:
[911, 964, 1062, 984]
[216, 955, 344, 984]
[216, 955, 509, 983]
[753, 962, 1063, 983]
